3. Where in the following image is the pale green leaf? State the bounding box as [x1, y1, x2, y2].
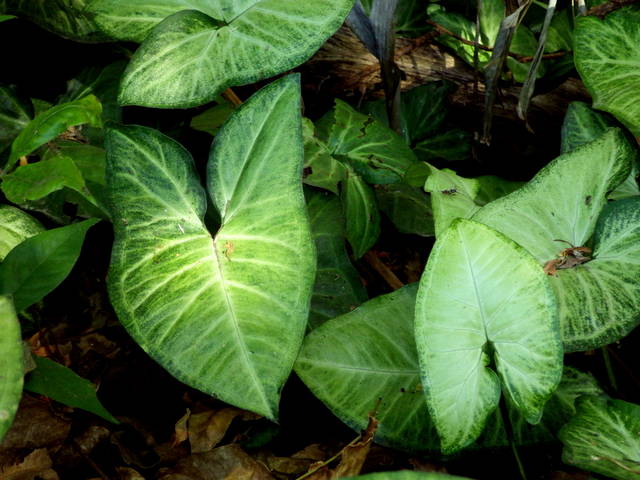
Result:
[0, 205, 43, 261]
[107, 76, 315, 419]
[0, 219, 99, 311]
[473, 129, 636, 350]
[7, 95, 102, 167]
[415, 219, 562, 453]
[0, 296, 23, 442]
[560, 395, 640, 480]
[574, 7, 640, 136]
[116, 1, 355, 108]
[324, 99, 417, 184]
[296, 284, 438, 452]
[424, 164, 522, 237]
[1, 0, 108, 42]
[24, 356, 118, 423]
[342, 168, 380, 259]
[376, 183, 434, 237]
[306, 189, 366, 330]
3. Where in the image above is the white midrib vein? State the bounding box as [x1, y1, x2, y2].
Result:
[211, 232, 271, 414]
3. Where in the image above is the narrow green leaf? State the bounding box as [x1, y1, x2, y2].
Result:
[0, 296, 23, 442]
[306, 189, 366, 330]
[415, 219, 562, 453]
[1, 156, 88, 205]
[303, 118, 347, 195]
[107, 76, 315, 419]
[342, 168, 381, 259]
[559, 395, 640, 480]
[0, 85, 32, 154]
[116, 1, 355, 108]
[296, 284, 438, 452]
[7, 95, 102, 167]
[0, 14, 15, 22]
[1, 0, 108, 42]
[425, 164, 522, 237]
[0, 219, 99, 311]
[473, 129, 637, 350]
[574, 6, 640, 136]
[24, 356, 118, 423]
[323, 99, 417, 184]
[0, 205, 43, 261]
[376, 183, 434, 237]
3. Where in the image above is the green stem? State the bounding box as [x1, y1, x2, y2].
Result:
[602, 346, 618, 392]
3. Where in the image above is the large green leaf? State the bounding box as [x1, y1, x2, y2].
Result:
[0, 0, 108, 42]
[0, 205, 43, 261]
[424, 164, 522, 237]
[375, 183, 434, 237]
[106, 76, 315, 419]
[24, 356, 118, 423]
[574, 7, 640, 136]
[560, 102, 639, 200]
[415, 219, 562, 453]
[296, 284, 438, 452]
[7, 95, 102, 167]
[0, 85, 32, 155]
[559, 395, 640, 480]
[324, 99, 417, 185]
[342, 168, 381, 259]
[473, 129, 637, 350]
[306, 189, 366, 330]
[0, 219, 99, 311]
[0, 296, 23, 442]
[344, 471, 471, 480]
[112, 1, 354, 107]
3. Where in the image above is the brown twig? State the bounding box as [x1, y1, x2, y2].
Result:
[363, 251, 404, 290]
[222, 88, 243, 106]
[586, 0, 640, 17]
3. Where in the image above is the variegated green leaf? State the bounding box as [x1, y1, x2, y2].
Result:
[106, 76, 315, 419]
[342, 167, 380, 259]
[560, 395, 640, 480]
[302, 118, 346, 195]
[0, 205, 43, 261]
[574, 6, 640, 136]
[296, 284, 437, 452]
[0, 296, 23, 442]
[473, 129, 637, 351]
[113, 1, 355, 107]
[415, 219, 562, 453]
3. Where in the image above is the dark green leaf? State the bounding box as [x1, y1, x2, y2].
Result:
[342, 168, 381, 259]
[375, 183, 434, 237]
[24, 356, 118, 423]
[0, 219, 99, 311]
[413, 129, 471, 162]
[302, 118, 347, 194]
[0, 85, 32, 155]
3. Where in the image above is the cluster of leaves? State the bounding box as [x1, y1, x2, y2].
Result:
[1, 1, 640, 479]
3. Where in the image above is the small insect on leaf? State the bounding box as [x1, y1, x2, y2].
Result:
[222, 240, 235, 261]
[441, 188, 457, 195]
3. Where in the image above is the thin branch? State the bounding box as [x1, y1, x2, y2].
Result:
[586, 0, 640, 17]
[363, 251, 404, 290]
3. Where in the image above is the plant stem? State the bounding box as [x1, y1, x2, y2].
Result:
[499, 397, 528, 480]
[602, 346, 618, 392]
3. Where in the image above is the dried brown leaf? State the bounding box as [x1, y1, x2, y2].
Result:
[0, 449, 59, 480]
[189, 408, 245, 453]
[172, 409, 191, 448]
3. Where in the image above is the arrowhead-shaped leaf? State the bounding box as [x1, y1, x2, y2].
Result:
[296, 284, 438, 452]
[106, 76, 315, 419]
[473, 129, 637, 350]
[114, 1, 355, 107]
[415, 219, 562, 453]
[0, 205, 43, 261]
[559, 395, 640, 480]
[574, 6, 640, 136]
[0, 296, 23, 442]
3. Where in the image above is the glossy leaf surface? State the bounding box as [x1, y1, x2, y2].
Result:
[7, 95, 102, 167]
[116, 1, 355, 107]
[0, 205, 43, 261]
[415, 219, 562, 453]
[342, 168, 380, 259]
[24, 356, 118, 423]
[560, 395, 640, 480]
[306, 190, 366, 330]
[296, 284, 437, 452]
[474, 129, 637, 350]
[107, 76, 315, 419]
[0, 219, 99, 311]
[574, 7, 640, 136]
[0, 296, 23, 442]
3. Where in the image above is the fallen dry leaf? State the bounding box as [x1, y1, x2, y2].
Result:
[189, 408, 245, 453]
[159, 444, 274, 480]
[116, 466, 146, 480]
[172, 409, 191, 448]
[0, 449, 59, 480]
